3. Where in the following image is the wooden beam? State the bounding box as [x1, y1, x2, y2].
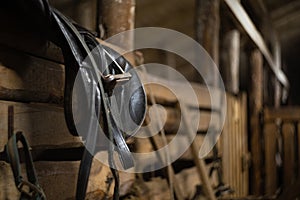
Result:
[248, 49, 263, 195]
[99, 0, 135, 50]
[143, 79, 223, 110]
[0, 86, 63, 105]
[224, 0, 289, 90]
[195, 0, 220, 87]
[264, 107, 300, 122]
[273, 40, 282, 107]
[271, 0, 300, 23]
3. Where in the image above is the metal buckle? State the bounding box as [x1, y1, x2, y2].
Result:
[103, 72, 132, 96]
[17, 180, 46, 199]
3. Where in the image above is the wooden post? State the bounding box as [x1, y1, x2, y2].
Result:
[249, 49, 263, 195]
[221, 30, 240, 94]
[273, 40, 282, 107]
[98, 0, 135, 50]
[195, 0, 220, 87]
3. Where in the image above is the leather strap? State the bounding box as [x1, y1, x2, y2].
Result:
[52, 9, 134, 200]
[6, 132, 46, 200]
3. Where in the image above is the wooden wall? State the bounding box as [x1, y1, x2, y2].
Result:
[222, 93, 249, 197]
[0, 43, 134, 200]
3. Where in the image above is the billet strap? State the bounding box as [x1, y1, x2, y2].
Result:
[5, 132, 46, 200]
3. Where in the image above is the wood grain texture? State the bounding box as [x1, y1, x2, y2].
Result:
[264, 123, 278, 195]
[282, 123, 296, 187]
[143, 78, 223, 110]
[249, 49, 263, 195]
[99, 0, 135, 50]
[135, 134, 215, 161]
[222, 93, 248, 197]
[264, 107, 300, 122]
[195, 0, 220, 86]
[0, 158, 134, 200]
[221, 29, 240, 94]
[0, 46, 64, 102]
[0, 100, 80, 151]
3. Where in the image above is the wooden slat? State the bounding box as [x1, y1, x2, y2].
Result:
[282, 123, 296, 187]
[222, 93, 248, 197]
[144, 78, 223, 110]
[149, 107, 220, 134]
[241, 93, 249, 195]
[135, 134, 217, 162]
[264, 107, 300, 122]
[264, 123, 278, 195]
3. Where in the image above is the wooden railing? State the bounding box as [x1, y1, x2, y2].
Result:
[263, 107, 300, 196]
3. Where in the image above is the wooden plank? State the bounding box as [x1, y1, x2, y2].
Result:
[249, 49, 263, 195]
[241, 93, 249, 196]
[264, 107, 300, 122]
[135, 134, 215, 162]
[152, 107, 220, 134]
[144, 78, 223, 110]
[222, 94, 231, 195]
[0, 100, 80, 151]
[0, 42, 134, 105]
[264, 123, 278, 195]
[222, 93, 248, 197]
[282, 123, 296, 187]
[0, 86, 63, 105]
[0, 158, 134, 200]
[0, 46, 64, 100]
